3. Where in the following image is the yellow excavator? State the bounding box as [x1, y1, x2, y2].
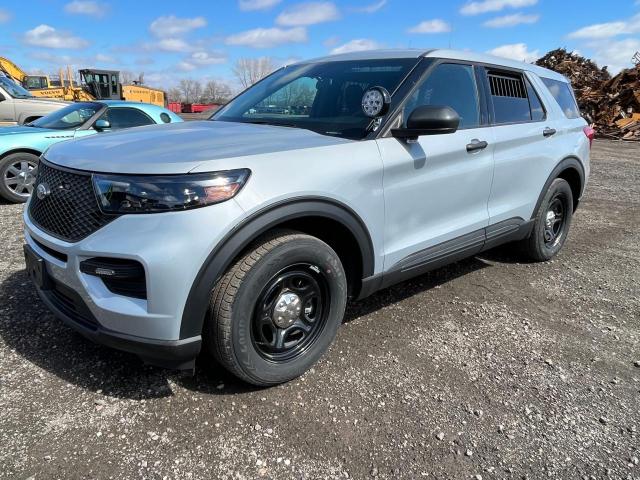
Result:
[0, 56, 166, 106]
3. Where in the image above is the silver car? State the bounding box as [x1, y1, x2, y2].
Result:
[0, 76, 68, 126]
[23, 49, 592, 386]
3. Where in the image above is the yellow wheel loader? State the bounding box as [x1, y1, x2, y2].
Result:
[0, 57, 166, 106]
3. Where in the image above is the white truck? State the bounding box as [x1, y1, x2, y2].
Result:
[0, 76, 67, 126]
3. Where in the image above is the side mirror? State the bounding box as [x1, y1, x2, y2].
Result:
[94, 119, 111, 131]
[0, 93, 5, 102]
[391, 105, 460, 142]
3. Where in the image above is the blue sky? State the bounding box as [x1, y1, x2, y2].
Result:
[1, 0, 639, 89]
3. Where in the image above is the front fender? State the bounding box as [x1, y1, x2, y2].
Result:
[178, 196, 375, 339]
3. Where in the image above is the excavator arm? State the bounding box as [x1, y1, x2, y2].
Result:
[0, 56, 28, 83]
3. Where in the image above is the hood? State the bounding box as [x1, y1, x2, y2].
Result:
[16, 97, 70, 107]
[44, 120, 353, 174]
[0, 125, 57, 136]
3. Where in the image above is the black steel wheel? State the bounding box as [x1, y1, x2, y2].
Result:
[521, 177, 574, 261]
[543, 194, 568, 247]
[252, 264, 329, 362]
[204, 230, 347, 386]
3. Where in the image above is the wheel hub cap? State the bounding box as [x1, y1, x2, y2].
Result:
[272, 292, 302, 328]
[545, 210, 556, 228]
[5, 161, 36, 196]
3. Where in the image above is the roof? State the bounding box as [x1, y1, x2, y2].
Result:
[98, 100, 164, 108]
[295, 48, 567, 82]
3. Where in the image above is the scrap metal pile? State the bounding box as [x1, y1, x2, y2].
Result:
[536, 49, 640, 140]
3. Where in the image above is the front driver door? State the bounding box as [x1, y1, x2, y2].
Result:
[376, 62, 495, 272]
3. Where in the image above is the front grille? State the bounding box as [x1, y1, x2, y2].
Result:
[29, 161, 116, 242]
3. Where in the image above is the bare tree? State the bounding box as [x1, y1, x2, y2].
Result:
[167, 87, 182, 103]
[177, 79, 203, 103]
[202, 80, 233, 104]
[232, 57, 276, 89]
[119, 70, 134, 85]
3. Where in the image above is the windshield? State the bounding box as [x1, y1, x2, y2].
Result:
[30, 102, 103, 130]
[0, 76, 33, 99]
[213, 58, 418, 140]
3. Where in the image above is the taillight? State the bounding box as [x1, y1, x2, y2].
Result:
[583, 126, 595, 149]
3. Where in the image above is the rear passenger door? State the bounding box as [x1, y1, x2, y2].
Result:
[482, 68, 560, 226]
[377, 62, 495, 270]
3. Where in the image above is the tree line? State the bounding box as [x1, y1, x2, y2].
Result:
[167, 57, 278, 104]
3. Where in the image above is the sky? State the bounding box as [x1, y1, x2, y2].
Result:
[1, 0, 639, 90]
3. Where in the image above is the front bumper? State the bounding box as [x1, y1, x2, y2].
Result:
[34, 275, 201, 369]
[23, 195, 246, 368]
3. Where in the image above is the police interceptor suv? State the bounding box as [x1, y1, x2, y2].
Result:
[23, 49, 593, 386]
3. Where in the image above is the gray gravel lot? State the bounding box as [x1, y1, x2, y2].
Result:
[0, 140, 639, 480]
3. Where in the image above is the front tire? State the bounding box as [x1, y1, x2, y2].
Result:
[0, 152, 39, 203]
[204, 230, 348, 386]
[521, 178, 574, 262]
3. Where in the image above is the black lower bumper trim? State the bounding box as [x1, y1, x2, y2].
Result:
[35, 285, 201, 370]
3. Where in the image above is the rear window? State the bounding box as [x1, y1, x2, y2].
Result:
[541, 78, 580, 119]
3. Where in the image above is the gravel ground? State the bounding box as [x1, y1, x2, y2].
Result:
[0, 140, 639, 480]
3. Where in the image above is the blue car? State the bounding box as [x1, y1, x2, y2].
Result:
[0, 101, 183, 203]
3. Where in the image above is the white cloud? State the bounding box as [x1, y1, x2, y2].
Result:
[176, 51, 228, 72]
[276, 2, 340, 26]
[30, 51, 115, 67]
[238, 0, 282, 11]
[483, 13, 539, 28]
[0, 8, 11, 23]
[352, 0, 387, 13]
[408, 19, 451, 34]
[156, 38, 194, 53]
[488, 43, 539, 62]
[95, 53, 115, 63]
[588, 38, 640, 73]
[24, 25, 89, 49]
[568, 14, 640, 39]
[225, 27, 307, 48]
[64, 1, 108, 18]
[149, 15, 207, 38]
[330, 39, 382, 55]
[460, 0, 537, 15]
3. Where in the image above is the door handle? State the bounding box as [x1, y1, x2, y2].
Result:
[466, 139, 488, 153]
[543, 127, 557, 137]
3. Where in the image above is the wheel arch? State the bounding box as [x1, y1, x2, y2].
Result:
[179, 197, 375, 339]
[0, 148, 42, 162]
[532, 156, 585, 218]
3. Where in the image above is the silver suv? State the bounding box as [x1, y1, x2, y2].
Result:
[0, 76, 67, 125]
[23, 49, 592, 386]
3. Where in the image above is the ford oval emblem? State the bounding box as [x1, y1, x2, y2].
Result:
[36, 183, 51, 200]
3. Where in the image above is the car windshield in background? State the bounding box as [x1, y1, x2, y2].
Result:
[213, 58, 419, 140]
[30, 102, 102, 130]
[0, 76, 33, 99]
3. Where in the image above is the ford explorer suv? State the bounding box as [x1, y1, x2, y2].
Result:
[23, 49, 592, 386]
[0, 75, 68, 126]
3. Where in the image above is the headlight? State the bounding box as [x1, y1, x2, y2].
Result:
[93, 169, 250, 214]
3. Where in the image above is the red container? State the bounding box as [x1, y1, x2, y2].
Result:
[167, 102, 182, 113]
[191, 103, 219, 113]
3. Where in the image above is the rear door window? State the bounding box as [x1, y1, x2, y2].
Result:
[541, 78, 581, 119]
[488, 72, 532, 124]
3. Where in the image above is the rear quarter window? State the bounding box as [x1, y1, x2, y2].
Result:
[541, 78, 581, 119]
